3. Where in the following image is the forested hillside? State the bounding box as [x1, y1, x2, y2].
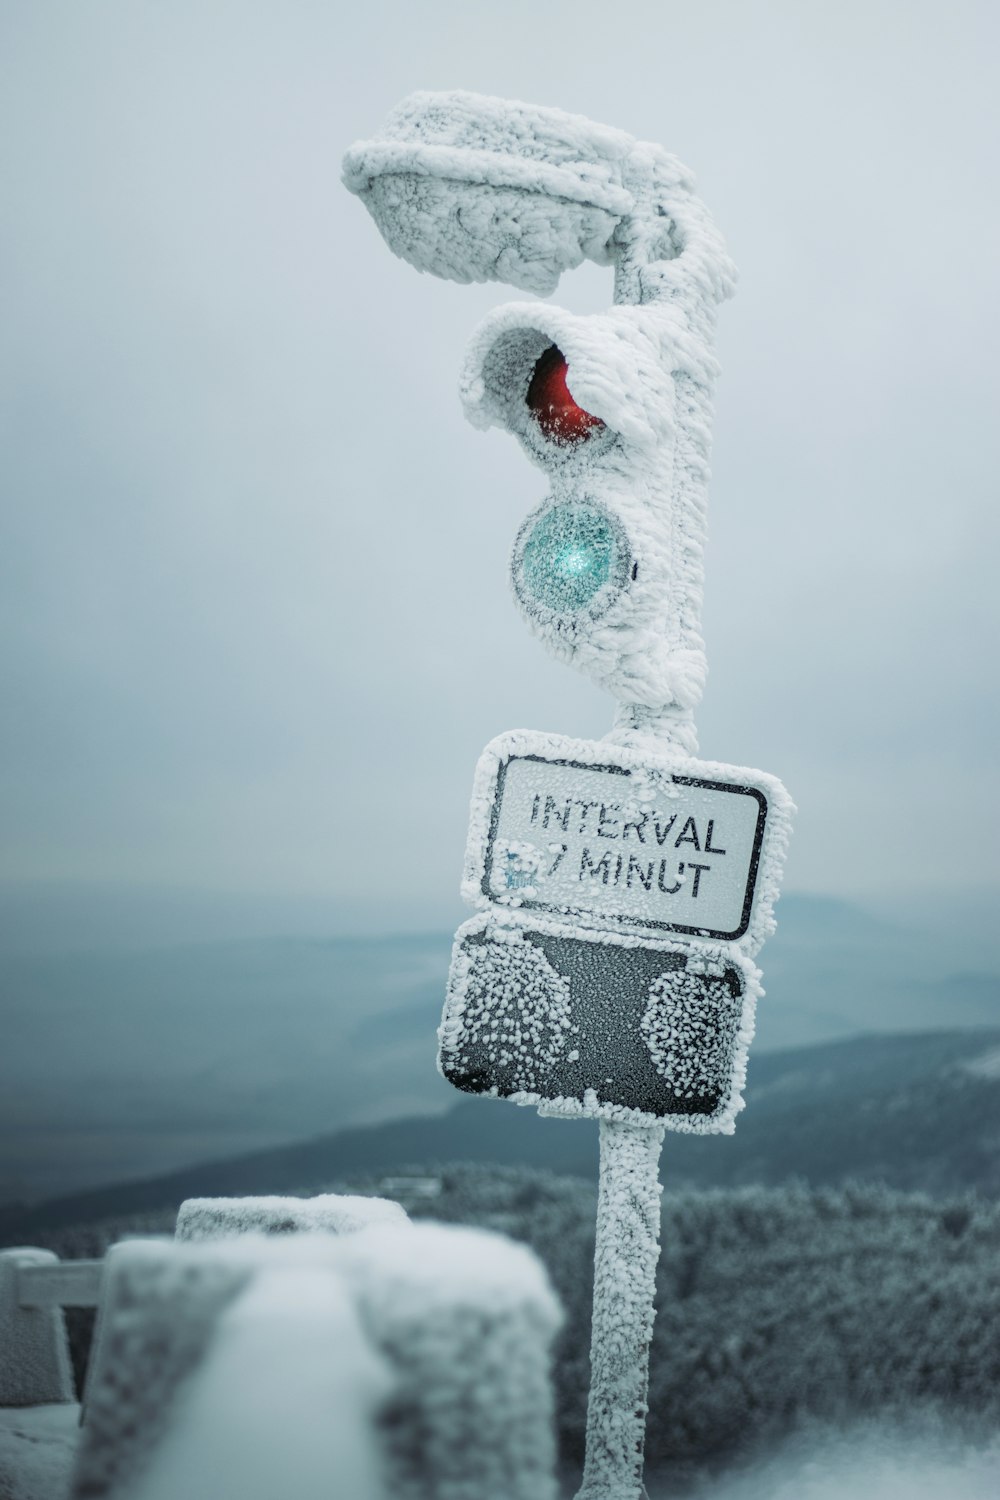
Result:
[35, 1165, 1000, 1480]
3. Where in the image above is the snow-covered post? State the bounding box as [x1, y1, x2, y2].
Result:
[344, 91, 794, 1499]
[0, 1248, 74, 1407]
[76, 1224, 561, 1500]
[335, 1221, 563, 1500]
[175, 1192, 408, 1241]
[578, 1121, 665, 1499]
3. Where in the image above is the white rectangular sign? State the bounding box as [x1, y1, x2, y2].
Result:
[463, 731, 793, 946]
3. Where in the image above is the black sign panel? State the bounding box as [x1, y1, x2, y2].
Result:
[441, 914, 753, 1127]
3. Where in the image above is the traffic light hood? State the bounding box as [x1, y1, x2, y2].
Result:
[342, 90, 735, 305]
[460, 301, 718, 455]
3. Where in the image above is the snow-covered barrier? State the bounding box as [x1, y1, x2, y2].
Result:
[74, 1224, 562, 1499]
[125, 1260, 389, 1500]
[337, 1222, 563, 1500]
[0, 1249, 75, 1407]
[76, 1236, 312, 1497]
[175, 1192, 408, 1241]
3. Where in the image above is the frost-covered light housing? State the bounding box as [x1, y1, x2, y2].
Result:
[341, 91, 630, 295]
[343, 90, 736, 748]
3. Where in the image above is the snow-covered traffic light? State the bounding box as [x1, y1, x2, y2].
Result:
[459, 295, 718, 723]
[344, 88, 736, 741]
[344, 90, 794, 1500]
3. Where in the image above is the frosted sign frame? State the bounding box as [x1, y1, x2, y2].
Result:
[486, 757, 765, 941]
[463, 730, 792, 954]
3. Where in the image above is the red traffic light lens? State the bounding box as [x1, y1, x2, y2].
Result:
[526, 346, 605, 444]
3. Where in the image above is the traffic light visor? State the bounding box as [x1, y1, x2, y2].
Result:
[342, 91, 630, 294]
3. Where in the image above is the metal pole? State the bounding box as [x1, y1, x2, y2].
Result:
[576, 1118, 666, 1500]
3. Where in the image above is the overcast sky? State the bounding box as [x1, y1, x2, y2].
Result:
[1, 1, 997, 941]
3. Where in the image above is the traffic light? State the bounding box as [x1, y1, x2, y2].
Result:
[345, 90, 794, 1499]
[460, 299, 719, 725]
[345, 91, 735, 739]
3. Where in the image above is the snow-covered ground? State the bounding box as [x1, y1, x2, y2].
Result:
[0, 1405, 76, 1500]
[4, 1406, 998, 1500]
[648, 1419, 1000, 1500]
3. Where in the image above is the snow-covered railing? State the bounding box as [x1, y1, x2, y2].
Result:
[114, 1248, 390, 1500]
[15, 1257, 103, 1310]
[0, 1196, 409, 1409]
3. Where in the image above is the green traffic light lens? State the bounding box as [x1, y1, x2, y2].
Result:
[515, 501, 629, 617]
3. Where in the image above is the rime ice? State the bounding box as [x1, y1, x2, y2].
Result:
[463, 731, 791, 953]
[344, 89, 736, 726]
[344, 88, 795, 1500]
[441, 911, 760, 1133]
[442, 930, 576, 1087]
[440, 725, 785, 1133]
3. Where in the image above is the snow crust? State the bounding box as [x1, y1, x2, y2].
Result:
[642, 961, 746, 1103]
[443, 923, 576, 1078]
[343, 89, 732, 305]
[440, 727, 789, 1130]
[175, 1193, 408, 1241]
[464, 299, 719, 716]
[343, 90, 634, 295]
[345, 91, 793, 1500]
[76, 1235, 300, 1498]
[577, 1120, 665, 1500]
[0, 1404, 78, 1500]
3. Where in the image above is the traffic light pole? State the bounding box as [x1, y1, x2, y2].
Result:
[344, 92, 790, 1500]
[577, 1118, 665, 1500]
[573, 166, 700, 1500]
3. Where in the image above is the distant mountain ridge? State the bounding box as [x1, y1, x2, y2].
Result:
[2, 1027, 997, 1244]
[1, 893, 996, 1204]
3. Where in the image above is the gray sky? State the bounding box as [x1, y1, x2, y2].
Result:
[1, 0, 997, 936]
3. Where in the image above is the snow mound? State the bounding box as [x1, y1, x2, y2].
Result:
[128, 1267, 389, 1500]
